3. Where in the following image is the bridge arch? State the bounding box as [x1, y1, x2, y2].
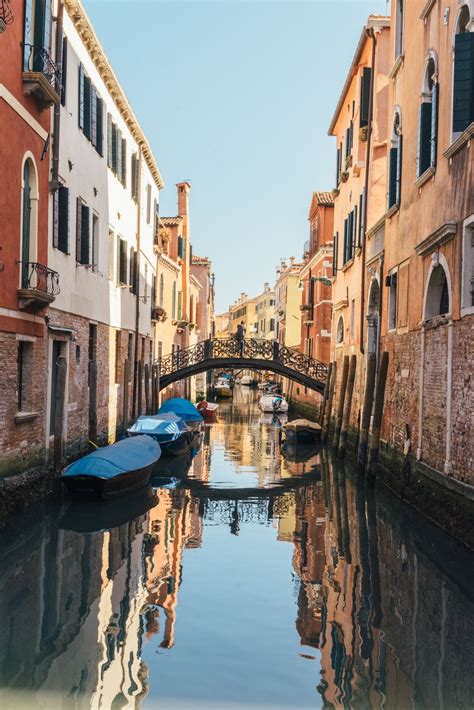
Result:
[155, 338, 328, 394]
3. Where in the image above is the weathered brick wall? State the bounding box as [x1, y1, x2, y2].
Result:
[422, 321, 448, 474]
[451, 316, 473, 483]
[331, 347, 365, 445]
[0, 331, 48, 475]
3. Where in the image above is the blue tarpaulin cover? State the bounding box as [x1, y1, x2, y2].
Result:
[158, 397, 203, 422]
[127, 413, 188, 441]
[63, 435, 161, 479]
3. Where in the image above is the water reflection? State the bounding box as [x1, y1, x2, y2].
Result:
[0, 391, 473, 709]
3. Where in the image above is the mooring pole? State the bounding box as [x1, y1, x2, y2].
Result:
[319, 362, 332, 425]
[357, 352, 377, 467]
[144, 363, 151, 414]
[88, 359, 97, 445]
[123, 358, 130, 431]
[322, 362, 336, 442]
[368, 351, 389, 474]
[54, 356, 67, 471]
[338, 354, 357, 459]
[333, 355, 349, 450]
[137, 360, 143, 416]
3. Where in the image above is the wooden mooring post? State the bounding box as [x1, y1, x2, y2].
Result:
[368, 351, 389, 474]
[338, 354, 357, 459]
[322, 362, 336, 442]
[123, 358, 130, 429]
[332, 355, 349, 450]
[144, 363, 151, 414]
[357, 352, 377, 468]
[137, 361, 143, 415]
[88, 360, 98, 445]
[319, 362, 332, 425]
[53, 356, 67, 471]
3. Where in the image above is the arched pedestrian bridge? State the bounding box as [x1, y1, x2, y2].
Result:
[155, 338, 328, 394]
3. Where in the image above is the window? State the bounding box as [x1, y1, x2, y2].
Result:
[23, 0, 52, 72]
[76, 198, 90, 265]
[17, 340, 33, 411]
[131, 153, 139, 202]
[387, 271, 398, 330]
[461, 215, 474, 314]
[129, 247, 137, 293]
[269, 318, 275, 332]
[108, 229, 115, 281]
[116, 237, 127, 285]
[360, 68, 372, 127]
[120, 138, 127, 186]
[178, 236, 186, 259]
[172, 281, 177, 319]
[115, 330, 121, 384]
[336, 316, 344, 345]
[52, 185, 69, 254]
[335, 143, 342, 185]
[20, 158, 39, 288]
[394, 0, 404, 59]
[388, 110, 403, 210]
[343, 207, 357, 264]
[92, 213, 99, 271]
[107, 115, 126, 183]
[332, 232, 339, 276]
[424, 263, 450, 320]
[417, 56, 438, 178]
[78, 64, 103, 154]
[358, 191, 365, 247]
[345, 121, 353, 159]
[452, 6, 474, 135]
[177, 291, 183, 320]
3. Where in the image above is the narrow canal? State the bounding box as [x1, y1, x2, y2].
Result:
[0, 387, 473, 709]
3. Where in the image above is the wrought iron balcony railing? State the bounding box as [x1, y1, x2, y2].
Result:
[22, 44, 61, 107]
[18, 262, 60, 306]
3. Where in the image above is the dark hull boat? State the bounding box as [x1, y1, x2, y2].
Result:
[158, 397, 204, 432]
[282, 419, 322, 444]
[61, 435, 161, 500]
[127, 413, 198, 457]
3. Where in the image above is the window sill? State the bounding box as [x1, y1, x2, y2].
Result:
[386, 203, 400, 219]
[341, 258, 354, 272]
[444, 123, 474, 161]
[14, 412, 39, 425]
[415, 166, 435, 189]
[389, 54, 404, 80]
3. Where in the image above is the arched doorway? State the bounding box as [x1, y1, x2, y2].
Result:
[20, 157, 39, 288]
[366, 278, 380, 356]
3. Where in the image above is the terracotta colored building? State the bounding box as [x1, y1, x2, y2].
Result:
[0, 0, 58, 474]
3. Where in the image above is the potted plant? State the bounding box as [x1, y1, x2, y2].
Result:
[359, 126, 368, 143]
[340, 171, 349, 183]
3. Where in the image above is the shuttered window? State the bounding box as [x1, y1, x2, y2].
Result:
[96, 98, 104, 156]
[117, 238, 127, 285]
[332, 233, 338, 276]
[453, 32, 474, 134]
[178, 236, 186, 259]
[83, 76, 91, 140]
[131, 154, 139, 201]
[388, 147, 398, 209]
[107, 114, 113, 168]
[177, 291, 183, 320]
[417, 102, 432, 178]
[430, 83, 438, 167]
[360, 67, 372, 127]
[396, 134, 403, 204]
[358, 191, 364, 247]
[57, 186, 69, 254]
[90, 85, 97, 146]
[335, 144, 342, 186]
[78, 64, 84, 129]
[111, 123, 118, 174]
[76, 198, 90, 265]
[121, 138, 127, 186]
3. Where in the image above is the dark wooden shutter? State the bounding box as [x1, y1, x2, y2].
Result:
[81, 205, 90, 264]
[121, 138, 127, 186]
[352, 205, 358, 253]
[388, 147, 398, 208]
[349, 120, 353, 152]
[453, 32, 474, 133]
[116, 128, 122, 179]
[430, 83, 439, 167]
[53, 189, 59, 248]
[107, 114, 112, 167]
[61, 37, 68, 106]
[83, 76, 91, 139]
[360, 67, 372, 127]
[333, 233, 338, 275]
[335, 147, 340, 186]
[90, 85, 97, 146]
[111, 123, 118, 174]
[358, 191, 364, 247]
[76, 198, 82, 262]
[396, 135, 403, 206]
[343, 218, 348, 264]
[96, 98, 104, 156]
[417, 102, 432, 177]
[78, 64, 84, 129]
[58, 186, 69, 254]
[345, 127, 350, 158]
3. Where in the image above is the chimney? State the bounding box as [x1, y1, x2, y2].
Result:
[289, 256, 295, 266]
[176, 181, 191, 216]
[264, 282, 269, 291]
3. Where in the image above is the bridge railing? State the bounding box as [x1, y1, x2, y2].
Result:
[155, 337, 328, 386]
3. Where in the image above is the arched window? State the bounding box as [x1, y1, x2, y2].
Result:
[20, 156, 39, 288]
[424, 263, 451, 320]
[172, 281, 177, 319]
[452, 4, 474, 135]
[159, 273, 164, 307]
[388, 109, 402, 209]
[417, 54, 438, 178]
[336, 316, 344, 345]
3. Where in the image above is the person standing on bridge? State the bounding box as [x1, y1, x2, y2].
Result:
[236, 321, 245, 356]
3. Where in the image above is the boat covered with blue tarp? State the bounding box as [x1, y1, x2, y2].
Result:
[158, 397, 203, 425]
[127, 413, 197, 456]
[62, 435, 161, 499]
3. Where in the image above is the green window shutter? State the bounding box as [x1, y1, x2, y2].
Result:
[58, 186, 69, 254]
[358, 191, 364, 247]
[388, 146, 398, 209]
[116, 128, 122, 179]
[107, 114, 112, 167]
[76, 197, 82, 261]
[128, 246, 134, 288]
[90, 85, 97, 146]
[430, 83, 439, 168]
[177, 291, 183, 320]
[81, 205, 90, 264]
[343, 218, 348, 264]
[121, 138, 127, 186]
[111, 123, 118, 174]
[78, 64, 84, 129]
[96, 98, 104, 156]
[417, 102, 432, 177]
[345, 127, 350, 158]
[52, 189, 59, 249]
[332, 232, 338, 276]
[453, 32, 474, 133]
[360, 67, 372, 127]
[396, 135, 403, 206]
[83, 76, 91, 139]
[61, 37, 68, 106]
[352, 205, 357, 253]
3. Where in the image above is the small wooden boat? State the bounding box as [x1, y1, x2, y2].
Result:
[282, 419, 321, 444]
[259, 394, 289, 413]
[240, 375, 254, 386]
[214, 377, 232, 398]
[158, 397, 203, 430]
[127, 413, 197, 456]
[61, 435, 161, 499]
[197, 400, 219, 421]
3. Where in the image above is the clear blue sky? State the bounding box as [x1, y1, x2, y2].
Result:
[84, 0, 389, 312]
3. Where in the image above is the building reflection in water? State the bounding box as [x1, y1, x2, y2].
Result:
[0, 418, 473, 708]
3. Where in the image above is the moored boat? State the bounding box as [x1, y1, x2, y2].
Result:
[158, 397, 203, 430]
[281, 418, 321, 444]
[127, 413, 197, 456]
[214, 377, 232, 398]
[240, 375, 255, 386]
[259, 394, 289, 413]
[197, 400, 219, 421]
[61, 435, 161, 499]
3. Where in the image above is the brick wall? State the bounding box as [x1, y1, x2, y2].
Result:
[451, 316, 473, 483]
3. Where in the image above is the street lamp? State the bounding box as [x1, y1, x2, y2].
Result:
[298, 275, 332, 290]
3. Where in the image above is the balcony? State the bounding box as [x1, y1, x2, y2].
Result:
[22, 45, 60, 109]
[17, 262, 60, 309]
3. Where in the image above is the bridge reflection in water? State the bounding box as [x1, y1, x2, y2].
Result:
[0, 391, 472, 709]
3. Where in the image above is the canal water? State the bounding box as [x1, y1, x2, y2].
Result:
[0, 387, 473, 709]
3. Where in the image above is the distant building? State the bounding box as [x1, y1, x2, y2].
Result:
[254, 283, 276, 340]
[274, 257, 304, 348]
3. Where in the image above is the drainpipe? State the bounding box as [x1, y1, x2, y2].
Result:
[359, 26, 377, 355]
[132, 145, 143, 417]
[51, 0, 64, 188]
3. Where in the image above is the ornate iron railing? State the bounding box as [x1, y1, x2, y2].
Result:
[23, 44, 61, 94]
[156, 337, 328, 386]
[19, 262, 60, 296]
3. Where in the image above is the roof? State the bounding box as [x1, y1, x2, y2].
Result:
[160, 216, 183, 227]
[327, 15, 390, 136]
[64, 0, 164, 190]
[192, 255, 210, 264]
[313, 191, 335, 207]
